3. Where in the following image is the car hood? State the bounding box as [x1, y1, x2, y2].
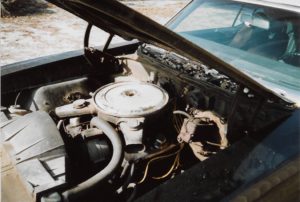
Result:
[47, 0, 293, 105]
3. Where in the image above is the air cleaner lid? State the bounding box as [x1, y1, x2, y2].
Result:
[93, 82, 169, 117]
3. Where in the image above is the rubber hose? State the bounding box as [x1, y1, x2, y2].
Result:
[62, 117, 123, 201]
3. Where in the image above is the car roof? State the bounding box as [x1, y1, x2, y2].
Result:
[233, 0, 300, 13]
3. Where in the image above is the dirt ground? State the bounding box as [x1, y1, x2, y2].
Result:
[0, 1, 187, 66]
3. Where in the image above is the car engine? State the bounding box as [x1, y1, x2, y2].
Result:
[1, 43, 293, 202]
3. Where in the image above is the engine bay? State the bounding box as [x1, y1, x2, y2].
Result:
[0, 43, 294, 202]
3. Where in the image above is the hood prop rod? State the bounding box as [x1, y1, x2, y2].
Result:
[84, 23, 117, 72]
[103, 33, 114, 52]
[84, 23, 92, 48]
[84, 23, 114, 53]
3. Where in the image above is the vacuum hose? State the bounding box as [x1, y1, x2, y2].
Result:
[62, 116, 123, 201]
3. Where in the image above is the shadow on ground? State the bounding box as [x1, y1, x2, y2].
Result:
[1, 0, 54, 17]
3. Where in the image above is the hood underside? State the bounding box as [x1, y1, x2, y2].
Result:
[46, 0, 292, 104]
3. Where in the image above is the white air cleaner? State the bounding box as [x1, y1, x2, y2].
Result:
[93, 81, 169, 118]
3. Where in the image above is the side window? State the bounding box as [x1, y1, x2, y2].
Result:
[174, 1, 242, 32]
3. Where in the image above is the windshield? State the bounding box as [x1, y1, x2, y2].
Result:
[167, 0, 300, 104]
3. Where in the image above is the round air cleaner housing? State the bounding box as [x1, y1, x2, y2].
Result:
[93, 81, 169, 118]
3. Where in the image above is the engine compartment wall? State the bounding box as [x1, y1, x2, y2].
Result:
[31, 77, 92, 112]
[0, 41, 139, 108]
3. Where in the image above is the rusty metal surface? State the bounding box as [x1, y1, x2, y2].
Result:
[192, 110, 228, 148]
[32, 78, 91, 112]
[176, 109, 228, 161]
[177, 118, 198, 143]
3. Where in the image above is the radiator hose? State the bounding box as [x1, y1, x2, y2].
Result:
[62, 116, 123, 201]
